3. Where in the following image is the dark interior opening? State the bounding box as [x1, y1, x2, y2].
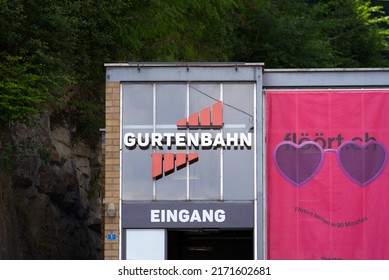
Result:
[167, 229, 253, 260]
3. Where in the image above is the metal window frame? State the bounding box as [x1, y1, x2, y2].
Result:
[263, 68, 389, 89]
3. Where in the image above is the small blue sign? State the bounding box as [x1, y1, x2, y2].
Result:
[107, 234, 117, 240]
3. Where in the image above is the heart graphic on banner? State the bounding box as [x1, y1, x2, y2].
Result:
[274, 140, 388, 187]
[336, 141, 387, 187]
[273, 141, 324, 187]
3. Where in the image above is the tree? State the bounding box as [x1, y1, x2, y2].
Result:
[231, 0, 389, 67]
[0, 0, 76, 125]
[314, 0, 389, 67]
[0, 54, 49, 123]
[1, 0, 389, 130]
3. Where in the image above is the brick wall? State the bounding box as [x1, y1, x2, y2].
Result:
[104, 82, 121, 259]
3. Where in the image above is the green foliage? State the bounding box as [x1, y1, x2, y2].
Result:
[0, 55, 49, 123]
[313, 0, 389, 67]
[232, 0, 336, 67]
[232, 0, 389, 67]
[96, 0, 238, 62]
[357, 1, 389, 63]
[0, 0, 75, 125]
[1, 0, 389, 137]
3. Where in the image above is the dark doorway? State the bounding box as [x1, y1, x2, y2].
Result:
[167, 229, 253, 260]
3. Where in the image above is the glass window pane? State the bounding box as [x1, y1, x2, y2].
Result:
[126, 229, 165, 260]
[223, 83, 255, 200]
[155, 145, 187, 200]
[122, 129, 153, 200]
[189, 146, 220, 200]
[122, 83, 153, 126]
[156, 83, 186, 125]
[155, 83, 187, 200]
[223, 83, 254, 129]
[223, 138, 254, 200]
[189, 83, 221, 200]
[189, 82, 220, 113]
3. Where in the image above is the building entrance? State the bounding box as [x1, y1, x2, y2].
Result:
[167, 229, 253, 260]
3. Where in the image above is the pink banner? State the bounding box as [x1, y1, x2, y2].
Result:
[266, 90, 389, 259]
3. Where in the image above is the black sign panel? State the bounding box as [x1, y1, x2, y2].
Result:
[122, 201, 254, 228]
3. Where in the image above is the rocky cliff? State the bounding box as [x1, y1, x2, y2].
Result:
[0, 114, 102, 259]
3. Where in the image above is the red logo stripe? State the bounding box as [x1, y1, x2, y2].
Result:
[152, 153, 199, 180]
[176, 118, 187, 127]
[188, 112, 199, 126]
[211, 101, 223, 127]
[176, 101, 223, 128]
[200, 107, 211, 127]
[176, 153, 187, 169]
[151, 153, 163, 179]
[163, 153, 175, 174]
[188, 153, 199, 163]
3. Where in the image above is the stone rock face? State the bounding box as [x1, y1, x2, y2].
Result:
[0, 115, 102, 259]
